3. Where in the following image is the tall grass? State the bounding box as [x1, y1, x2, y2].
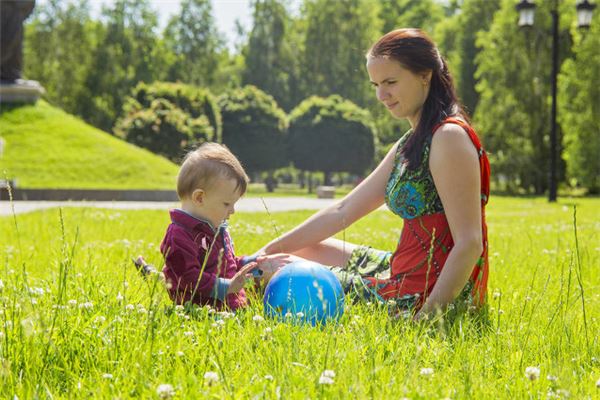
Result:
[0, 197, 598, 398]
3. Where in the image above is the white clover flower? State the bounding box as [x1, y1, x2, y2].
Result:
[264, 375, 274, 381]
[492, 290, 501, 299]
[284, 312, 292, 318]
[78, 302, 93, 310]
[321, 370, 335, 379]
[29, 287, 44, 296]
[525, 366, 540, 381]
[296, 312, 304, 318]
[177, 351, 185, 357]
[116, 292, 123, 302]
[547, 375, 558, 382]
[94, 316, 106, 324]
[204, 371, 219, 383]
[102, 373, 113, 379]
[217, 311, 234, 319]
[183, 331, 194, 337]
[156, 383, 175, 399]
[125, 304, 135, 311]
[175, 305, 184, 311]
[263, 327, 272, 334]
[137, 307, 147, 315]
[420, 367, 434, 376]
[252, 315, 264, 322]
[318, 376, 334, 385]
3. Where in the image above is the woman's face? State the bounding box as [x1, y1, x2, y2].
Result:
[366, 56, 431, 126]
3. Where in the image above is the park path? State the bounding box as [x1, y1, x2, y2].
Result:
[0, 197, 347, 216]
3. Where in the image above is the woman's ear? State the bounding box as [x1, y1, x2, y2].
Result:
[421, 70, 433, 86]
[191, 189, 205, 205]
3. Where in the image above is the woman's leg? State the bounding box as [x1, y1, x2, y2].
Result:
[290, 237, 359, 267]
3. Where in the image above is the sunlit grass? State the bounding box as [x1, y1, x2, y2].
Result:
[1, 197, 598, 398]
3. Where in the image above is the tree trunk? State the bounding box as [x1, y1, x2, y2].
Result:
[323, 171, 332, 186]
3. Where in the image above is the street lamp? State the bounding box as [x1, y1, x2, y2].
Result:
[515, 0, 596, 202]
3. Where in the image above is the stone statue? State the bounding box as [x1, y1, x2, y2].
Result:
[0, 0, 44, 103]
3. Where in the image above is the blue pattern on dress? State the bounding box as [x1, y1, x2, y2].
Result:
[385, 130, 445, 219]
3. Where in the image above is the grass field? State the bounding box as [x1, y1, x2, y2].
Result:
[1, 197, 598, 398]
[0, 101, 178, 189]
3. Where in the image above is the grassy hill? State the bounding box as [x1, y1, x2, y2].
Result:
[0, 101, 178, 189]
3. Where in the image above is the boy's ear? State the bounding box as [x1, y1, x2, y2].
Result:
[191, 189, 205, 205]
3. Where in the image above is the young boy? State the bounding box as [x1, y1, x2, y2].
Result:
[150, 143, 260, 310]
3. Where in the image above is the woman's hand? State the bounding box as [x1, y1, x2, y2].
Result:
[256, 253, 306, 281]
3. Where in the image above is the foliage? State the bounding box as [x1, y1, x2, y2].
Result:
[23, 0, 96, 119]
[219, 85, 288, 174]
[115, 82, 219, 162]
[78, 0, 166, 132]
[474, 0, 575, 194]
[433, 0, 501, 116]
[559, 15, 600, 193]
[289, 95, 375, 183]
[242, 0, 303, 111]
[303, 0, 382, 108]
[163, 0, 224, 86]
[20, 0, 600, 194]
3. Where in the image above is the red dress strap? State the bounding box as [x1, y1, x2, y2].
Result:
[432, 117, 491, 206]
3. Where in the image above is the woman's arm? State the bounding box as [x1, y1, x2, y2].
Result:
[260, 141, 400, 255]
[417, 124, 483, 317]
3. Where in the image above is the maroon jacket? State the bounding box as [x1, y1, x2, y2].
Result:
[160, 209, 248, 310]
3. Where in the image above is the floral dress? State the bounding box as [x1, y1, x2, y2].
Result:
[332, 117, 490, 312]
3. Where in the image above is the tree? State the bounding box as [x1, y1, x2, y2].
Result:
[79, 0, 164, 131]
[559, 15, 600, 193]
[474, 0, 574, 194]
[242, 0, 303, 111]
[219, 85, 288, 181]
[163, 0, 224, 86]
[288, 95, 375, 186]
[434, 0, 501, 116]
[378, 0, 444, 37]
[24, 0, 96, 115]
[303, 0, 382, 108]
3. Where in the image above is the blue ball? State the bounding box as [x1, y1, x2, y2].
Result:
[263, 260, 344, 325]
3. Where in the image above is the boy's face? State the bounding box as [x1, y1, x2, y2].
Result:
[193, 177, 242, 228]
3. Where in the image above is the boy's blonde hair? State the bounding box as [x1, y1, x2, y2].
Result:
[177, 143, 249, 200]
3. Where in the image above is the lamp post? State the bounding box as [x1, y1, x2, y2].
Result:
[515, 0, 596, 202]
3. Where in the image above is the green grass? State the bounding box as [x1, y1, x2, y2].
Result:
[1, 197, 599, 398]
[0, 101, 178, 189]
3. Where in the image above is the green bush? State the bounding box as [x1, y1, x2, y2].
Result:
[132, 81, 221, 140]
[115, 99, 213, 162]
[288, 95, 375, 183]
[115, 82, 220, 162]
[219, 85, 288, 174]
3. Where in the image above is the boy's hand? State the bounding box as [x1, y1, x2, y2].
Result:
[226, 262, 259, 294]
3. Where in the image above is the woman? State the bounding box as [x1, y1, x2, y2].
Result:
[259, 28, 490, 319]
